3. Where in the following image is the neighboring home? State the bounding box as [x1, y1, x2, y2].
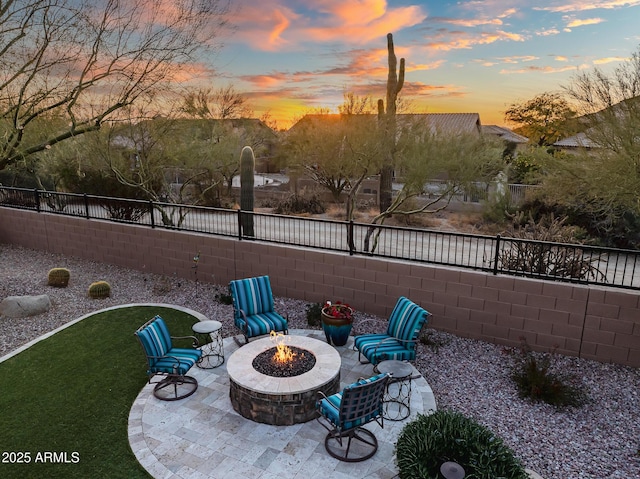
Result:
[482, 124, 529, 147]
[289, 112, 483, 136]
[552, 131, 600, 154]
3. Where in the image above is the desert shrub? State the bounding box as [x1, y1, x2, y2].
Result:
[305, 302, 322, 327]
[395, 410, 528, 479]
[511, 339, 587, 408]
[215, 292, 233, 305]
[274, 194, 325, 215]
[498, 213, 605, 282]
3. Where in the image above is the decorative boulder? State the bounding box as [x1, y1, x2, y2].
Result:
[0, 295, 51, 318]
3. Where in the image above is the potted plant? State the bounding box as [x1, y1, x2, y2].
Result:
[321, 301, 354, 346]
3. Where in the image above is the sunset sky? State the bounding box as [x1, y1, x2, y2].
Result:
[203, 0, 640, 129]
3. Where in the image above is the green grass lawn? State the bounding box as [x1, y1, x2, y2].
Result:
[0, 306, 201, 479]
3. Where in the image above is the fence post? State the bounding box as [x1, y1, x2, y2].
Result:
[149, 200, 155, 228]
[237, 209, 243, 240]
[493, 234, 501, 275]
[34, 189, 40, 213]
[348, 220, 355, 255]
[84, 194, 90, 219]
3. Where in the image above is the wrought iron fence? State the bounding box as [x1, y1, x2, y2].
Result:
[1, 186, 638, 290]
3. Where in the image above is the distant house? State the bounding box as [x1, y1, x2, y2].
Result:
[552, 131, 600, 154]
[482, 124, 529, 145]
[289, 112, 483, 136]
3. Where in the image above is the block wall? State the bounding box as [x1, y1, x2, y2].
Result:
[1, 207, 638, 367]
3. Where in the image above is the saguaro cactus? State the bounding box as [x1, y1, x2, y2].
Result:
[378, 32, 405, 213]
[240, 145, 255, 237]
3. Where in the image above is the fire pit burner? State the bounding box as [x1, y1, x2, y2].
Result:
[252, 346, 316, 377]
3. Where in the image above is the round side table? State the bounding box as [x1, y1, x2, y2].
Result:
[375, 360, 414, 421]
[192, 320, 224, 369]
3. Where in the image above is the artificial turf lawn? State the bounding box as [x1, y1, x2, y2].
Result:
[0, 305, 200, 479]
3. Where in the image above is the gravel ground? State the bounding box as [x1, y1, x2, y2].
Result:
[1, 243, 639, 479]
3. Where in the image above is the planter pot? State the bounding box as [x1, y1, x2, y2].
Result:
[321, 308, 353, 346]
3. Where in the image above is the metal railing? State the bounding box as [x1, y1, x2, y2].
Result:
[1, 186, 638, 290]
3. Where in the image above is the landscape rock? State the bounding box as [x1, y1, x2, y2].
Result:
[0, 294, 51, 318]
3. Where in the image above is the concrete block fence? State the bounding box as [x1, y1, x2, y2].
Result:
[1, 207, 638, 367]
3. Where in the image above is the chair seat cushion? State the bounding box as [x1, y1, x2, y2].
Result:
[239, 311, 288, 337]
[354, 334, 414, 363]
[150, 347, 202, 375]
[317, 373, 388, 431]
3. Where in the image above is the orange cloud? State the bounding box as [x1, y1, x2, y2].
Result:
[500, 64, 585, 74]
[565, 17, 606, 27]
[536, 28, 560, 36]
[229, 1, 426, 50]
[593, 56, 628, 64]
[427, 30, 526, 51]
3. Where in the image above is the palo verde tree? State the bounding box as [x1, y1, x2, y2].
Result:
[533, 46, 640, 247]
[363, 120, 504, 252]
[0, 0, 229, 172]
[285, 113, 383, 221]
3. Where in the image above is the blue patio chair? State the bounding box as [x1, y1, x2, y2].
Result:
[135, 315, 202, 401]
[316, 373, 390, 462]
[354, 296, 430, 365]
[229, 275, 288, 344]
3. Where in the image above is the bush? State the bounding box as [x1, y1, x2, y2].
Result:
[305, 302, 322, 327]
[396, 410, 528, 479]
[511, 339, 587, 408]
[274, 194, 325, 215]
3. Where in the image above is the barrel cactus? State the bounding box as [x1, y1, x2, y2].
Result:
[88, 281, 111, 299]
[240, 145, 255, 237]
[48, 268, 70, 287]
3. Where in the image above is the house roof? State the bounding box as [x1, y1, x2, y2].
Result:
[482, 125, 529, 144]
[289, 113, 483, 136]
[553, 132, 599, 148]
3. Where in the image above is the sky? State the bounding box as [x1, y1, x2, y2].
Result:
[200, 0, 640, 129]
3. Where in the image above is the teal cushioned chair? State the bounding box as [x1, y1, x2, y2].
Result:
[316, 373, 390, 462]
[354, 296, 430, 365]
[229, 275, 288, 344]
[135, 315, 202, 401]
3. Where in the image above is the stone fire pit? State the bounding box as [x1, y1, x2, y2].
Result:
[227, 335, 341, 425]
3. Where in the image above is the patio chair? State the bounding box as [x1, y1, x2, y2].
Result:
[353, 296, 430, 365]
[229, 275, 288, 344]
[316, 373, 390, 462]
[135, 315, 202, 401]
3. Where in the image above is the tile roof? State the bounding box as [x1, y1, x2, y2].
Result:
[482, 125, 529, 143]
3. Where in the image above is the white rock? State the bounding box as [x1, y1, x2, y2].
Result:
[0, 294, 51, 318]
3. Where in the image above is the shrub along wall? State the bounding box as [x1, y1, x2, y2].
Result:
[1, 207, 638, 367]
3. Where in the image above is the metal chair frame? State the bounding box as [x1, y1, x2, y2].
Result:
[135, 316, 202, 401]
[316, 373, 390, 462]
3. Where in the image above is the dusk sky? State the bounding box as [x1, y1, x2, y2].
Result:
[204, 0, 640, 129]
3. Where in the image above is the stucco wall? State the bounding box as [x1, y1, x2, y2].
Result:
[1, 207, 638, 367]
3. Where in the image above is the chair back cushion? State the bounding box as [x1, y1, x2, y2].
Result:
[387, 296, 428, 342]
[317, 373, 389, 431]
[229, 276, 275, 320]
[135, 315, 173, 366]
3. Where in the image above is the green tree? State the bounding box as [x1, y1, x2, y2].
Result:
[505, 92, 576, 146]
[285, 114, 383, 220]
[364, 122, 504, 252]
[534, 47, 640, 247]
[0, 0, 229, 172]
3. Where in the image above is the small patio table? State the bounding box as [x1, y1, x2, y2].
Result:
[375, 359, 414, 421]
[192, 320, 224, 368]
